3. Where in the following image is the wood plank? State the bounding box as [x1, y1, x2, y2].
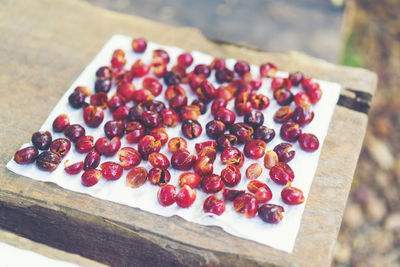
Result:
[0, 229, 105, 267]
[0, 0, 377, 266]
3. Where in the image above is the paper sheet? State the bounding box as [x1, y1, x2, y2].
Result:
[7, 34, 341, 253]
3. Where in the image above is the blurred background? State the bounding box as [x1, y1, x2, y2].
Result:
[85, 0, 400, 265]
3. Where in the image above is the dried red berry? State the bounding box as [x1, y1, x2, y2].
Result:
[75, 135, 94, 154]
[253, 126, 275, 143]
[168, 137, 188, 153]
[104, 120, 125, 139]
[126, 167, 148, 188]
[234, 60, 250, 76]
[258, 204, 284, 224]
[83, 105, 104, 128]
[274, 143, 295, 164]
[118, 147, 141, 170]
[195, 141, 217, 154]
[210, 58, 226, 70]
[90, 92, 108, 108]
[250, 94, 270, 110]
[244, 111, 264, 129]
[233, 193, 258, 218]
[222, 188, 245, 201]
[107, 94, 125, 112]
[95, 137, 121, 157]
[201, 174, 224, 194]
[149, 127, 169, 145]
[177, 52, 193, 68]
[216, 134, 237, 152]
[148, 152, 170, 169]
[292, 106, 314, 127]
[49, 138, 71, 157]
[273, 106, 293, 123]
[274, 88, 293, 106]
[178, 172, 201, 188]
[176, 185, 196, 208]
[131, 38, 147, 53]
[81, 169, 101, 187]
[100, 162, 123, 180]
[246, 163, 262, 180]
[271, 77, 292, 91]
[289, 71, 304, 86]
[215, 107, 236, 126]
[158, 185, 176, 206]
[148, 167, 171, 186]
[117, 83, 136, 101]
[64, 161, 84, 175]
[181, 120, 202, 139]
[307, 87, 322, 104]
[264, 150, 279, 169]
[203, 195, 226, 216]
[281, 184, 305, 205]
[179, 105, 201, 121]
[131, 59, 151, 77]
[36, 151, 61, 172]
[260, 63, 277, 77]
[221, 147, 244, 168]
[125, 121, 145, 144]
[206, 120, 226, 139]
[83, 150, 100, 170]
[193, 156, 213, 176]
[230, 123, 254, 143]
[221, 164, 241, 187]
[294, 92, 311, 108]
[280, 121, 302, 142]
[64, 124, 85, 143]
[31, 131, 52, 150]
[14, 146, 38, 164]
[138, 135, 162, 160]
[269, 162, 295, 185]
[161, 108, 179, 127]
[171, 150, 196, 171]
[195, 80, 217, 102]
[244, 139, 267, 159]
[52, 114, 70, 132]
[298, 133, 319, 152]
[211, 98, 227, 116]
[235, 92, 252, 116]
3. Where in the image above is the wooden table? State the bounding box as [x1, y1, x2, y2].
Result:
[0, 0, 377, 266]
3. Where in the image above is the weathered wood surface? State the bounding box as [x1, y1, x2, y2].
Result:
[0, 229, 105, 267]
[0, 0, 377, 266]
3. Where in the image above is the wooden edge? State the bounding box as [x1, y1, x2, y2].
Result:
[0, 229, 106, 266]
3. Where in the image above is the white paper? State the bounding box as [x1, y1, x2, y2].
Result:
[7, 34, 341, 253]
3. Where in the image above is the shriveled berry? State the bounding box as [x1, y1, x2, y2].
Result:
[95, 78, 112, 93]
[117, 83, 136, 101]
[210, 58, 226, 70]
[68, 90, 86, 108]
[181, 120, 202, 139]
[52, 114, 70, 132]
[274, 88, 293, 105]
[125, 121, 145, 144]
[36, 151, 61, 172]
[84, 150, 100, 170]
[264, 150, 279, 169]
[222, 189, 245, 201]
[254, 186, 273, 203]
[298, 133, 319, 152]
[280, 121, 302, 142]
[168, 137, 188, 153]
[177, 52, 193, 68]
[211, 98, 227, 116]
[132, 89, 154, 104]
[193, 156, 213, 176]
[83, 105, 104, 128]
[201, 174, 224, 193]
[274, 143, 295, 163]
[148, 167, 171, 186]
[235, 92, 252, 116]
[131, 38, 147, 52]
[253, 126, 275, 143]
[153, 49, 170, 65]
[194, 64, 211, 78]
[143, 77, 162, 96]
[75, 135, 94, 154]
[289, 71, 304, 86]
[179, 105, 200, 121]
[14, 146, 38, 164]
[104, 120, 125, 139]
[49, 138, 71, 157]
[215, 107, 236, 126]
[203, 195, 226, 216]
[149, 127, 169, 145]
[64, 124, 85, 143]
[216, 134, 237, 152]
[221, 164, 241, 187]
[307, 87, 322, 104]
[221, 147, 244, 168]
[126, 167, 148, 188]
[234, 60, 250, 76]
[206, 120, 226, 139]
[258, 204, 284, 224]
[169, 94, 188, 111]
[161, 108, 179, 127]
[131, 59, 151, 77]
[90, 92, 108, 108]
[273, 106, 293, 123]
[246, 163, 263, 180]
[179, 172, 201, 188]
[244, 111, 264, 129]
[176, 185, 196, 208]
[195, 141, 217, 154]
[233, 193, 258, 218]
[215, 68, 234, 84]
[31, 131, 52, 150]
[96, 66, 112, 80]
[195, 80, 217, 102]
[271, 77, 292, 91]
[230, 123, 254, 143]
[138, 135, 161, 160]
[250, 94, 270, 110]
[118, 147, 141, 170]
[260, 63, 278, 77]
[165, 85, 185, 101]
[294, 92, 311, 108]
[158, 185, 176, 206]
[148, 152, 170, 169]
[141, 111, 163, 129]
[191, 99, 207, 114]
[100, 162, 123, 180]
[164, 71, 181, 86]
[81, 169, 101, 187]
[292, 106, 314, 127]
[171, 150, 196, 171]
[64, 161, 84, 175]
[281, 184, 305, 205]
[270, 162, 294, 185]
[112, 105, 130, 121]
[95, 137, 121, 157]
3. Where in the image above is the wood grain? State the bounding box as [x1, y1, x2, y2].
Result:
[0, 0, 377, 266]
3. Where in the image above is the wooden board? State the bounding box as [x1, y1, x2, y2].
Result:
[0, 229, 105, 267]
[0, 0, 377, 266]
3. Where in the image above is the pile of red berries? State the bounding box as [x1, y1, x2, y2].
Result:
[13, 37, 322, 224]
